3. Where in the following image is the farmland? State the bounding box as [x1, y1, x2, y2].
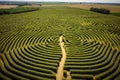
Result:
[43, 4, 120, 16]
[65, 4, 120, 12]
[0, 6, 120, 80]
[0, 5, 18, 9]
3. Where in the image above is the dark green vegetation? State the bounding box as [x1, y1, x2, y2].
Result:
[90, 7, 110, 14]
[0, 7, 39, 15]
[111, 13, 120, 17]
[0, 6, 120, 80]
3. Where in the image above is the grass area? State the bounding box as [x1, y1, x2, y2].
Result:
[0, 6, 120, 80]
[111, 13, 120, 17]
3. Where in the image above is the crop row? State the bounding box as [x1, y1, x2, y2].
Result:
[63, 29, 120, 80]
[0, 6, 120, 80]
[0, 31, 61, 79]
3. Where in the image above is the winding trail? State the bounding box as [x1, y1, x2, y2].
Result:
[56, 36, 67, 80]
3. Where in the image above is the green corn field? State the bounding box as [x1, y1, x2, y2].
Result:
[0, 6, 120, 80]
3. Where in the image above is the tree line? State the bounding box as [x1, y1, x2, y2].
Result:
[0, 7, 39, 15]
[90, 7, 110, 14]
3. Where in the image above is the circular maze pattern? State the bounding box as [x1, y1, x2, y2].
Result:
[63, 30, 120, 80]
[0, 6, 120, 80]
[0, 31, 61, 80]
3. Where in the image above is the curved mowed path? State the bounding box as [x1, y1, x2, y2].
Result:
[0, 31, 61, 80]
[63, 30, 120, 80]
[0, 7, 120, 80]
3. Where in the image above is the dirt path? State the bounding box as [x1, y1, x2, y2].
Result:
[56, 36, 67, 80]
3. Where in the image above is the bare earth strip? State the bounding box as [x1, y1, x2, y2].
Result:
[0, 5, 18, 9]
[56, 36, 67, 80]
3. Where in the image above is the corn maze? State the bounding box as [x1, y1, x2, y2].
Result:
[63, 30, 120, 80]
[0, 7, 120, 80]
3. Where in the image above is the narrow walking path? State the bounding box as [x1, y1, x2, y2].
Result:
[56, 36, 67, 80]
